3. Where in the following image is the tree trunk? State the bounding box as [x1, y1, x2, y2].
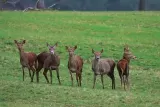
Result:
[139, 0, 145, 11]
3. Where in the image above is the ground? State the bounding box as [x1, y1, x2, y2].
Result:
[0, 11, 160, 107]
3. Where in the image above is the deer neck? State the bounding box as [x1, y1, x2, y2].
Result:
[18, 49, 26, 59]
[50, 53, 56, 60]
[92, 58, 100, 71]
[18, 48, 29, 67]
[69, 54, 76, 64]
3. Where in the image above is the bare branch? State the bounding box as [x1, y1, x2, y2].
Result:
[35, 0, 40, 9]
[23, 7, 34, 12]
[6, 0, 20, 7]
[47, 3, 57, 9]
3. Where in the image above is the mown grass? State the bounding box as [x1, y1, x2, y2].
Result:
[0, 11, 160, 107]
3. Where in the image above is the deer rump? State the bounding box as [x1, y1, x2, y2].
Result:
[37, 51, 60, 70]
[117, 59, 129, 75]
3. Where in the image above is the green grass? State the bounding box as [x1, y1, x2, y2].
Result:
[0, 11, 160, 107]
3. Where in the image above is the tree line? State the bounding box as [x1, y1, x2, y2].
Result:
[0, 0, 160, 11]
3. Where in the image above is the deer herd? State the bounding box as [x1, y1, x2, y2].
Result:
[14, 40, 136, 90]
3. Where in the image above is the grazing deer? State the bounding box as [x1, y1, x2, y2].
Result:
[117, 45, 136, 90]
[92, 49, 115, 89]
[14, 40, 37, 82]
[65, 46, 83, 87]
[35, 42, 61, 85]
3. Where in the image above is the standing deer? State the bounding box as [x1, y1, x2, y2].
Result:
[92, 49, 115, 89]
[14, 40, 37, 82]
[35, 42, 61, 85]
[117, 45, 136, 90]
[65, 45, 83, 87]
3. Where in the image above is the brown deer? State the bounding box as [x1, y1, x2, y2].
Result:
[92, 49, 115, 89]
[65, 45, 83, 87]
[117, 45, 136, 90]
[14, 40, 37, 82]
[35, 42, 61, 85]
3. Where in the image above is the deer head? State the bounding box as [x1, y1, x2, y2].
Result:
[65, 45, 77, 57]
[47, 42, 58, 55]
[123, 45, 136, 60]
[14, 40, 26, 51]
[92, 49, 103, 60]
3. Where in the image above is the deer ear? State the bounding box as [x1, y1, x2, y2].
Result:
[14, 40, 17, 44]
[22, 40, 26, 44]
[46, 43, 49, 47]
[101, 49, 103, 53]
[65, 46, 68, 50]
[54, 42, 58, 47]
[74, 45, 77, 50]
[124, 44, 129, 49]
[92, 49, 95, 53]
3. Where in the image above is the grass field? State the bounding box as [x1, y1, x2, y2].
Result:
[0, 11, 160, 107]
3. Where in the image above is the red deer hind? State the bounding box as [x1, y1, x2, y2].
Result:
[65, 45, 83, 87]
[14, 40, 37, 82]
[92, 49, 115, 89]
[117, 45, 136, 90]
[35, 42, 61, 85]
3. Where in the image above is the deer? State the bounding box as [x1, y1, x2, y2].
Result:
[92, 49, 115, 89]
[65, 45, 83, 87]
[117, 45, 136, 90]
[14, 40, 37, 82]
[35, 42, 61, 85]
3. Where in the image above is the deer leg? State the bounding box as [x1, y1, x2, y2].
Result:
[36, 70, 41, 83]
[108, 73, 115, 89]
[126, 66, 130, 90]
[22, 66, 25, 81]
[111, 74, 115, 89]
[78, 73, 82, 87]
[76, 73, 79, 86]
[28, 69, 33, 82]
[56, 68, 61, 85]
[93, 74, 97, 89]
[69, 71, 73, 86]
[27, 65, 33, 82]
[43, 68, 49, 83]
[27, 65, 32, 78]
[36, 64, 43, 83]
[29, 69, 31, 78]
[31, 71, 34, 82]
[121, 74, 124, 89]
[49, 69, 52, 84]
[30, 66, 36, 82]
[101, 75, 104, 89]
[120, 75, 122, 88]
[36, 71, 39, 83]
[118, 71, 122, 88]
[27, 65, 31, 78]
[126, 75, 130, 90]
[123, 75, 126, 90]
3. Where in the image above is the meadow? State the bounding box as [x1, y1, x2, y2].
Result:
[0, 11, 160, 107]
